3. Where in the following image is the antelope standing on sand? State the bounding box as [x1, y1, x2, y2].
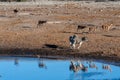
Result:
[101, 23, 113, 31]
[77, 25, 87, 33]
[13, 9, 19, 16]
[13, 9, 19, 14]
[77, 25, 97, 33]
[88, 26, 97, 33]
[37, 20, 47, 28]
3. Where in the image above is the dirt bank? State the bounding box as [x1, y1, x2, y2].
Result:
[0, 1, 120, 63]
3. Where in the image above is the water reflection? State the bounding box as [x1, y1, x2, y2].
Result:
[38, 58, 47, 69]
[14, 58, 19, 66]
[69, 72, 104, 80]
[69, 60, 88, 72]
[102, 64, 112, 72]
[88, 61, 98, 69]
[69, 60, 112, 73]
[68, 60, 114, 80]
[0, 57, 120, 80]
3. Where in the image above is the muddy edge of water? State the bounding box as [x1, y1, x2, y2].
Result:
[0, 48, 120, 66]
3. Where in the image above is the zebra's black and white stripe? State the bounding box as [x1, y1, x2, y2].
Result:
[69, 34, 88, 49]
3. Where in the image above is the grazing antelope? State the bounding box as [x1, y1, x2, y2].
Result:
[37, 20, 47, 28]
[13, 9, 19, 14]
[69, 34, 88, 49]
[88, 26, 97, 33]
[77, 25, 87, 33]
[13, 9, 19, 17]
[101, 23, 113, 31]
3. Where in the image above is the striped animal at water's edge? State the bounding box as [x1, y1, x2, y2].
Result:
[69, 34, 88, 49]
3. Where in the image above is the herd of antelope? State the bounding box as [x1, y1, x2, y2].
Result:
[76, 23, 114, 33]
[2, 7, 114, 32]
[37, 20, 114, 34]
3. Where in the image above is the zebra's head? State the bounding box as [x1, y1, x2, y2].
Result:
[73, 34, 77, 38]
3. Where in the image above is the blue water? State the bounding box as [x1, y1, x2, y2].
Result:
[0, 57, 120, 80]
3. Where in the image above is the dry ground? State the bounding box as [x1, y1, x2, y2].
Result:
[0, 1, 120, 62]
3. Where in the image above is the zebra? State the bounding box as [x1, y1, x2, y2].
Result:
[69, 34, 88, 49]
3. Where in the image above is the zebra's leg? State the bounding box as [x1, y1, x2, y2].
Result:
[78, 41, 83, 49]
[73, 43, 76, 49]
[70, 43, 73, 49]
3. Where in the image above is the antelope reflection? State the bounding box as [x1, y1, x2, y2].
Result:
[69, 60, 112, 73]
[38, 57, 47, 69]
[102, 64, 112, 72]
[14, 58, 19, 66]
[88, 61, 98, 70]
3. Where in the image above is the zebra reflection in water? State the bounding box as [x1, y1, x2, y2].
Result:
[69, 60, 88, 72]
